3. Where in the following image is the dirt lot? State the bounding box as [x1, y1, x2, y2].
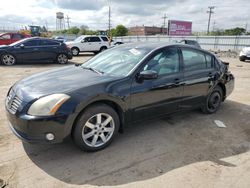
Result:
[0, 54, 250, 188]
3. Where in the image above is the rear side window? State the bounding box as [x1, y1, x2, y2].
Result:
[205, 54, 214, 68]
[89, 37, 101, 42]
[182, 49, 207, 71]
[12, 34, 23, 40]
[22, 40, 39, 47]
[40, 40, 60, 46]
[101, 37, 108, 41]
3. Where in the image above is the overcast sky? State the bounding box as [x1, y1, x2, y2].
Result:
[0, 0, 249, 32]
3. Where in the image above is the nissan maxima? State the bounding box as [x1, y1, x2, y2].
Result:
[5, 43, 234, 151]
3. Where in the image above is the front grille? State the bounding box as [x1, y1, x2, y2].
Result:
[6, 90, 22, 114]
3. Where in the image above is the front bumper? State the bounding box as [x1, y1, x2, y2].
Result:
[6, 110, 76, 144]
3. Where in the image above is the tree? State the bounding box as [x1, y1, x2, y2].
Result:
[113, 25, 128, 36]
[67, 26, 80, 34]
[224, 27, 246, 35]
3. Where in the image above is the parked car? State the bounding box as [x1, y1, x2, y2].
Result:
[180, 39, 201, 49]
[66, 35, 111, 56]
[5, 43, 234, 151]
[239, 47, 250, 61]
[0, 37, 72, 65]
[52, 36, 67, 43]
[0, 32, 30, 45]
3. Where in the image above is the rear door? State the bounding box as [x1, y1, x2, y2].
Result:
[87, 37, 102, 51]
[180, 47, 216, 108]
[39, 39, 61, 61]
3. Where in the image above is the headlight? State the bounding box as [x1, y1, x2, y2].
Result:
[28, 94, 70, 116]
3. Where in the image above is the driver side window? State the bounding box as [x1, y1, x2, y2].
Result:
[143, 47, 180, 76]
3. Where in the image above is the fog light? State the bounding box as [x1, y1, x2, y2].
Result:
[46, 133, 55, 141]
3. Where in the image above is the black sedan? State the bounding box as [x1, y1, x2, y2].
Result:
[0, 37, 72, 65]
[5, 43, 234, 151]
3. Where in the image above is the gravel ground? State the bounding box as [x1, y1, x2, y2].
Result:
[0, 53, 250, 188]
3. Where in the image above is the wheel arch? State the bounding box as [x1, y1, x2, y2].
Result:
[70, 99, 125, 138]
[216, 82, 226, 101]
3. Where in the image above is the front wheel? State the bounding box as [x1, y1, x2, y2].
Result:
[71, 47, 79, 56]
[1, 53, 16, 66]
[202, 86, 223, 114]
[57, 54, 68, 64]
[73, 104, 120, 151]
[239, 56, 246, 62]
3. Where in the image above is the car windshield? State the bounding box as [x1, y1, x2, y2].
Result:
[82, 46, 151, 76]
[9, 38, 29, 46]
[74, 36, 84, 42]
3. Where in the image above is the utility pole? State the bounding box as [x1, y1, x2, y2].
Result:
[162, 13, 167, 35]
[108, 6, 111, 38]
[212, 21, 216, 32]
[207, 6, 215, 35]
[65, 15, 71, 29]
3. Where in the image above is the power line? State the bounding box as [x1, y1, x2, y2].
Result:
[207, 6, 215, 35]
[162, 13, 167, 35]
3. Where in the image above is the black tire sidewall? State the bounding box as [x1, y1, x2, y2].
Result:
[203, 86, 223, 114]
[73, 104, 120, 151]
[71, 47, 79, 56]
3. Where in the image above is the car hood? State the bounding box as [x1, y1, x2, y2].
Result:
[0, 45, 9, 49]
[242, 47, 250, 52]
[12, 65, 119, 102]
[65, 41, 77, 45]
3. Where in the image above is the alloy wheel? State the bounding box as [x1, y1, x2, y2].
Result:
[82, 113, 115, 148]
[2, 54, 15, 65]
[57, 54, 68, 64]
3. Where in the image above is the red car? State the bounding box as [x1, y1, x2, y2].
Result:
[0, 33, 30, 45]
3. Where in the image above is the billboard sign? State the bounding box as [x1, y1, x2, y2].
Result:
[168, 20, 192, 36]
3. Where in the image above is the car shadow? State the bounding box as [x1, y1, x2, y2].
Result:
[23, 100, 250, 186]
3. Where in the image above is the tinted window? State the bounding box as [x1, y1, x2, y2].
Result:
[40, 40, 60, 46]
[205, 53, 214, 68]
[89, 37, 101, 42]
[22, 40, 39, 47]
[182, 49, 207, 71]
[101, 37, 108, 41]
[143, 47, 179, 75]
[12, 34, 23, 40]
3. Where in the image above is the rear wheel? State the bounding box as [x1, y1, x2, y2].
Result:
[71, 47, 80, 56]
[202, 86, 223, 114]
[57, 54, 68, 64]
[1, 54, 16, 66]
[239, 56, 246, 62]
[73, 104, 120, 151]
[100, 46, 107, 52]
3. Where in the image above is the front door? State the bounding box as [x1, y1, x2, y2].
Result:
[130, 47, 184, 121]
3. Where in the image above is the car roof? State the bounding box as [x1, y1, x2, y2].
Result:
[116, 42, 212, 55]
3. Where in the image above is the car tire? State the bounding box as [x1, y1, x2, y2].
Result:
[71, 47, 80, 56]
[73, 104, 120, 151]
[239, 56, 246, 62]
[202, 86, 223, 114]
[1, 53, 16, 66]
[100, 46, 107, 52]
[57, 53, 68, 64]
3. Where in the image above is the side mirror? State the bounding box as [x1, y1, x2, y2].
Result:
[138, 70, 158, 80]
[20, 44, 25, 48]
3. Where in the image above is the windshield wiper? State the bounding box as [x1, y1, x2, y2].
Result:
[81, 66, 104, 74]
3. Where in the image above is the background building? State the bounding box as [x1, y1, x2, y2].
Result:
[128, 26, 168, 36]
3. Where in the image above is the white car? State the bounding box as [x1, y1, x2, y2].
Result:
[239, 47, 250, 61]
[66, 35, 111, 56]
